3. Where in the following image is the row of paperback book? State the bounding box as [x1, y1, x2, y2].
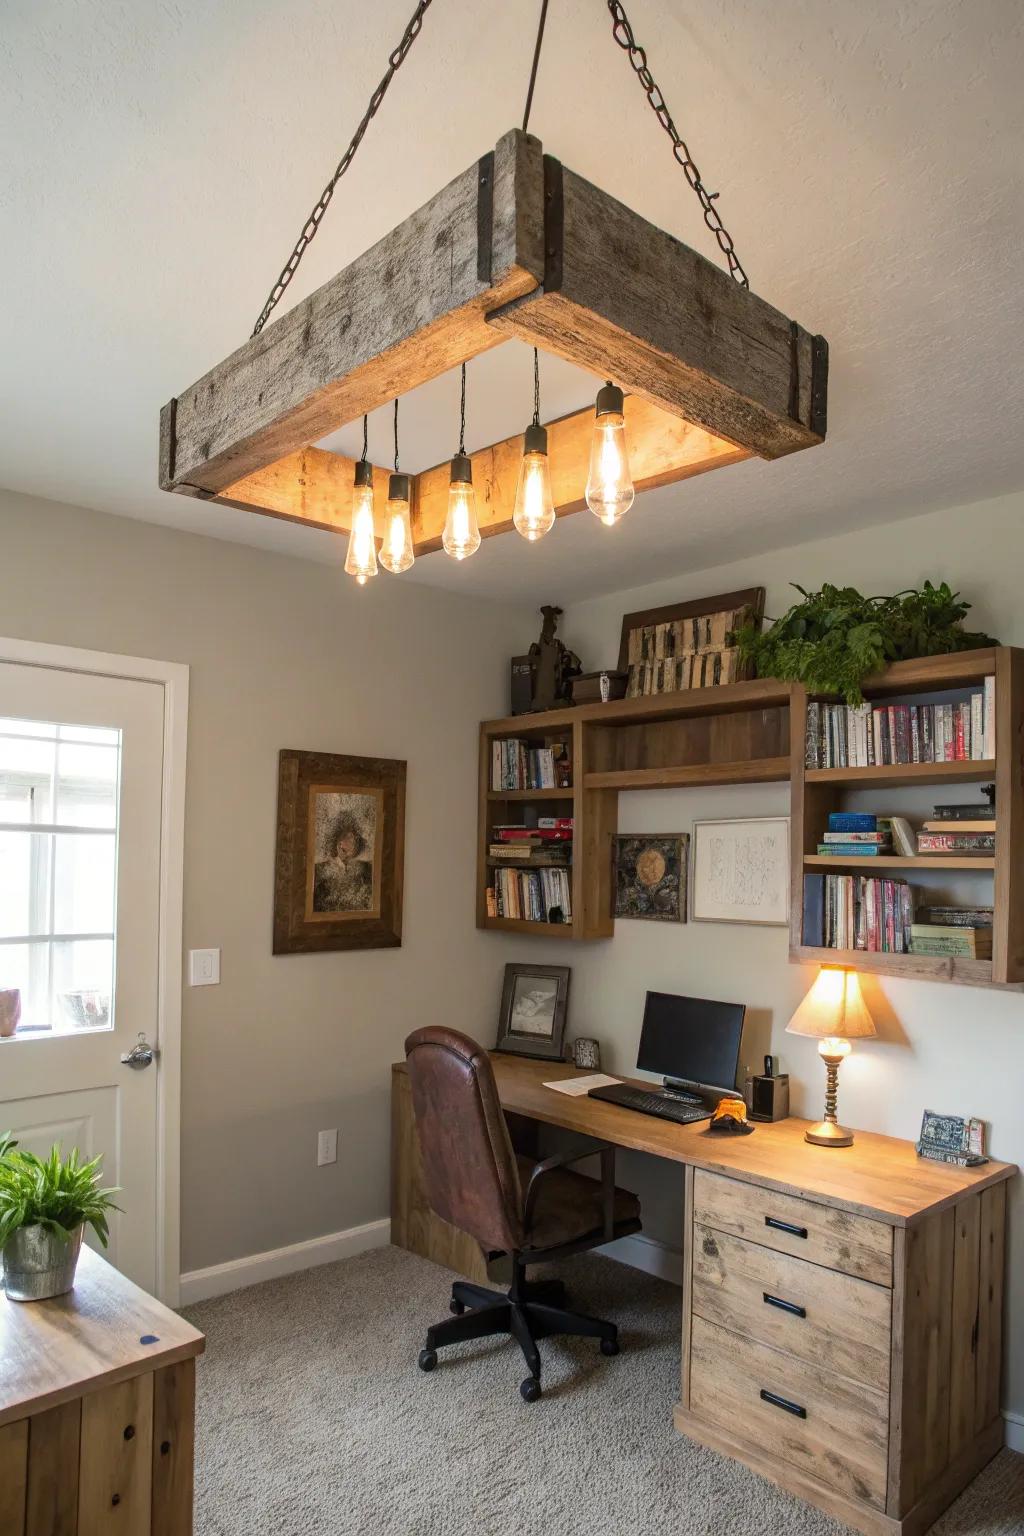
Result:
[490, 738, 571, 792]
[819, 810, 995, 858]
[487, 866, 572, 923]
[803, 872, 993, 956]
[805, 682, 995, 768]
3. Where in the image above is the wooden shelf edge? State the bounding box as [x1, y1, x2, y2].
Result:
[806, 760, 996, 787]
[789, 946, 1011, 988]
[480, 916, 577, 937]
[486, 788, 574, 800]
[804, 854, 995, 870]
[583, 756, 789, 791]
[481, 676, 792, 734]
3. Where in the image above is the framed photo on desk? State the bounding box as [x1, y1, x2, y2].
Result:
[495, 963, 570, 1061]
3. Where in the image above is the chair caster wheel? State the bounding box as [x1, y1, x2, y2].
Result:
[600, 1337, 619, 1356]
[449, 1298, 465, 1315]
[520, 1376, 542, 1403]
[418, 1349, 437, 1372]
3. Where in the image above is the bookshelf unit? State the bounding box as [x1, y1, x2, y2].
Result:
[477, 647, 1024, 987]
[789, 647, 1024, 987]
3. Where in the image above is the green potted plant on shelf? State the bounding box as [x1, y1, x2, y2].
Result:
[0, 1136, 120, 1301]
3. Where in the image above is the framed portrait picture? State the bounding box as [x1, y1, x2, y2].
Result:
[495, 964, 570, 1061]
[691, 816, 790, 927]
[614, 834, 688, 921]
[273, 750, 406, 953]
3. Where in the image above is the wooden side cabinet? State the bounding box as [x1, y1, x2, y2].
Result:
[0, 1248, 204, 1536]
[676, 1166, 1010, 1536]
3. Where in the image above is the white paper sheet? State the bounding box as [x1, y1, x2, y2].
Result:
[543, 1073, 621, 1097]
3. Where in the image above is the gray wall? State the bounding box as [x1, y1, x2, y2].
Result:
[0, 486, 531, 1273]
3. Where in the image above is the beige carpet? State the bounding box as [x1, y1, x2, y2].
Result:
[185, 1245, 1023, 1536]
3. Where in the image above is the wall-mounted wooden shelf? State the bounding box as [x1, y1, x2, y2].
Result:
[477, 648, 1024, 986]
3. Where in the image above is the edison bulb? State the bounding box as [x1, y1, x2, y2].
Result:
[512, 423, 555, 541]
[585, 382, 634, 526]
[380, 473, 415, 574]
[344, 463, 378, 584]
[442, 452, 481, 560]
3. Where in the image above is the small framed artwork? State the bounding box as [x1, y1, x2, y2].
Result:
[496, 964, 570, 1061]
[273, 750, 406, 953]
[614, 834, 688, 921]
[691, 816, 790, 926]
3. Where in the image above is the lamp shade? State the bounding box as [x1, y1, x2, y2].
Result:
[786, 967, 876, 1041]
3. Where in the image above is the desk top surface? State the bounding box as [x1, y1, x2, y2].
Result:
[0, 1245, 204, 1427]
[394, 1054, 1015, 1227]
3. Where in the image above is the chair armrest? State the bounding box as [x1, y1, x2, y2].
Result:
[523, 1138, 617, 1242]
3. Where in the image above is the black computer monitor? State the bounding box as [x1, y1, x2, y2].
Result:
[636, 991, 745, 1097]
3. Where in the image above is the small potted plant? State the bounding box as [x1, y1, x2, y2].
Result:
[0, 1136, 120, 1301]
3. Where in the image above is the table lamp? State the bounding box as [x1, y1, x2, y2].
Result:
[786, 967, 876, 1147]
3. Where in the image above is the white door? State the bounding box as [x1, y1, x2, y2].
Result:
[0, 661, 166, 1292]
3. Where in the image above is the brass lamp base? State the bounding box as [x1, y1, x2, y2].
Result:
[804, 1119, 854, 1148]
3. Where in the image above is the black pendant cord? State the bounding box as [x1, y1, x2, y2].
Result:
[532, 348, 541, 427]
[605, 0, 748, 288]
[458, 363, 467, 456]
[522, 0, 550, 134]
[251, 0, 436, 336]
[393, 398, 400, 473]
[361, 414, 368, 464]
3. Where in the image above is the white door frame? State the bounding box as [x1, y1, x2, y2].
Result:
[0, 635, 188, 1305]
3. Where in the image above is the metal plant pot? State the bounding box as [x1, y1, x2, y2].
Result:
[2, 1223, 84, 1301]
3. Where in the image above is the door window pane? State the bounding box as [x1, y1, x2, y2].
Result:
[0, 717, 120, 1038]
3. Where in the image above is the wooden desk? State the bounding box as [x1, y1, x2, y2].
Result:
[0, 1246, 205, 1536]
[391, 1055, 1015, 1536]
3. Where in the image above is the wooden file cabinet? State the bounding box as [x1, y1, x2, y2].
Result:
[678, 1167, 1008, 1536]
[0, 1247, 205, 1536]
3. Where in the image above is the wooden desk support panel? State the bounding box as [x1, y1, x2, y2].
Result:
[0, 1247, 205, 1536]
[391, 1055, 1015, 1536]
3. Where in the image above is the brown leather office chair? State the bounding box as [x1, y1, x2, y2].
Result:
[404, 1026, 642, 1401]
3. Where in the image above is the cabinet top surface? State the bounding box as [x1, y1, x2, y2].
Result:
[394, 1054, 1015, 1227]
[0, 1244, 204, 1426]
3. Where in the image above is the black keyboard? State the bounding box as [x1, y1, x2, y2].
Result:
[587, 1083, 711, 1124]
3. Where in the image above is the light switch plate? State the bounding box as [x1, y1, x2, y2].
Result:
[317, 1128, 338, 1167]
[189, 948, 221, 986]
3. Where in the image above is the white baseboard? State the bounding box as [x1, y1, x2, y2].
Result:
[179, 1218, 391, 1305]
[600, 1230, 683, 1285]
[1004, 1411, 1024, 1453]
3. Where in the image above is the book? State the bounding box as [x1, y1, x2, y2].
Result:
[917, 831, 995, 854]
[932, 790, 995, 819]
[877, 816, 916, 858]
[802, 873, 825, 947]
[817, 844, 891, 856]
[820, 831, 889, 843]
[806, 694, 992, 768]
[807, 872, 913, 951]
[910, 924, 992, 959]
[917, 1110, 988, 1166]
[917, 905, 994, 928]
[827, 813, 877, 832]
[921, 819, 995, 832]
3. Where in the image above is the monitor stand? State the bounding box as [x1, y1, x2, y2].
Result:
[661, 1078, 707, 1107]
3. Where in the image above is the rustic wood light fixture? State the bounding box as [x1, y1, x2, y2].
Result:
[159, 1, 828, 572]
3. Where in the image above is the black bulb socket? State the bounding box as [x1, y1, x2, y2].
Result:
[450, 452, 473, 485]
[523, 422, 548, 455]
[595, 382, 624, 418]
[354, 460, 374, 489]
[388, 473, 411, 502]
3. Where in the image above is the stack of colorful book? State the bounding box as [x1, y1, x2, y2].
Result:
[487, 818, 573, 922]
[916, 795, 996, 856]
[804, 681, 994, 768]
[803, 871, 913, 951]
[817, 812, 893, 856]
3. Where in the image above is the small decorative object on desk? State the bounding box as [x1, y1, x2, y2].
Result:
[614, 834, 688, 921]
[917, 1110, 988, 1167]
[495, 963, 571, 1061]
[0, 988, 21, 1039]
[0, 1138, 121, 1301]
[572, 1037, 601, 1071]
[707, 1096, 754, 1135]
[745, 1055, 790, 1122]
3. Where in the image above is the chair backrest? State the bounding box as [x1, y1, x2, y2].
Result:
[404, 1027, 524, 1254]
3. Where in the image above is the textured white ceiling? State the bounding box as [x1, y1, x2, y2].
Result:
[2, 0, 1022, 603]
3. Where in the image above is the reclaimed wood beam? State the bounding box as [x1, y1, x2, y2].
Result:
[207, 448, 391, 534]
[486, 158, 828, 461]
[160, 129, 545, 497]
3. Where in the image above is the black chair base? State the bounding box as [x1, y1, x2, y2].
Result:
[417, 1268, 619, 1402]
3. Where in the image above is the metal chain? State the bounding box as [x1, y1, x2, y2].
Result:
[532, 348, 541, 427]
[361, 414, 368, 463]
[606, 0, 748, 287]
[393, 398, 400, 472]
[458, 363, 467, 455]
[250, 0, 436, 337]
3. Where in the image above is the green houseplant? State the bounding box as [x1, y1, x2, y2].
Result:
[0, 1138, 120, 1301]
[735, 581, 996, 704]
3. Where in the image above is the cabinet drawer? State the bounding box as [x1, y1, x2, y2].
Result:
[689, 1315, 889, 1510]
[693, 1169, 893, 1286]
[692, 1223, 892, 1392]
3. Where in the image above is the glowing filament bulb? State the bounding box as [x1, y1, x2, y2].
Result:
[344, 461, 378, 585]
[380, 473, 415, 574]
[585, 382, 634, 526]
[442, 453, 481, 560]
[513, 423, 555, 541]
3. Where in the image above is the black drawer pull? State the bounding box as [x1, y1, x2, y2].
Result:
[760, 1388, 807, 1419]
[763, 1291, 806, 1319]
[765, 1215, 808, 1239]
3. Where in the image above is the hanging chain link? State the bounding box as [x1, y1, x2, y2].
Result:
[250, 0, 436, 337]
[606, 0, 748, 288]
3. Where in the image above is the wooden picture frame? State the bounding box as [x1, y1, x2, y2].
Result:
[691, 816, 790, 927]
[495, 963, 570, 1061]
[613, 834, 688, 922]
[273, 750, 406, 954]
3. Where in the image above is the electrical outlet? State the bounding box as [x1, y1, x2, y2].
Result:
[317, 1128, 338, 1167]
[188, 949, 220, 986]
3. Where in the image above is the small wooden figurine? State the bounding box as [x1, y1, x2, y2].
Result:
[529, 606, 582, 711]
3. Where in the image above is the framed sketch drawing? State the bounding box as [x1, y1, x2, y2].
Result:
[273, 749, 406, 953]
[691, 817, 790, 926]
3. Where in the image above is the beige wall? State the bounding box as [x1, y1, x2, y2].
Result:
[510, 488, 1024, 1425]
[0, 487, 531, 1274]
